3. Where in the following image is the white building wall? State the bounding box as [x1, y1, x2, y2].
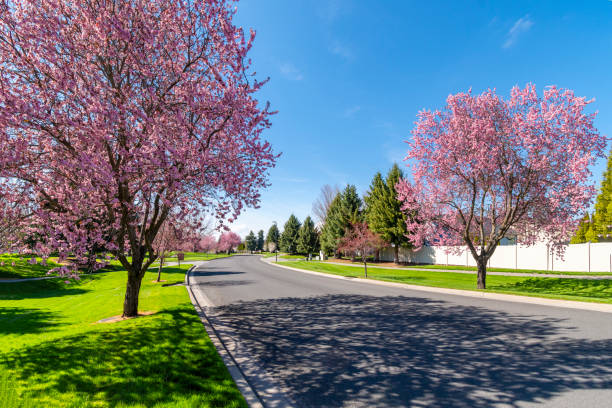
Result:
[379, 242, 612, 273]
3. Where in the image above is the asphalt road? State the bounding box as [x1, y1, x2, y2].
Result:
[191, 255, 612, 408]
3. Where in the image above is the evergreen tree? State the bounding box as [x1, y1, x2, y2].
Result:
[585, 223, 598, 243]
[570, 213, 591, 244]
[257, 230, 265, 251]
[245, 230, 257, 252]
[297, 216, 319, 257]
[266, 222, 280, 251]
[364, 164, 410, 263]
[591, 149, 612, 241]
[320, 185, 362, 257]
[280, 214, 301, 254]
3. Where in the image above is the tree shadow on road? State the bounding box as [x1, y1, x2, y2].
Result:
[208, 295, 612, 407]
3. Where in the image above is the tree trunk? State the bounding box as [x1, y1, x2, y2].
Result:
[477, 257, 487, 289]
[123, 269, 143, 317]
[394, 245, 399, 264]
[363, 260, 368, 278]
[156, 255, 164, 282]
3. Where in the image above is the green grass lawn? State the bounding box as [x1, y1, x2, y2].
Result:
[155, 252, 232, 264]
[324, 259, 611, 276]
[0, 255, 63, 280]
[282, 261, 612, 304]
[0, 264, 247, 408]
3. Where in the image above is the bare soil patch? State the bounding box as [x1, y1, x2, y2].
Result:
[95, 310, 156, 324]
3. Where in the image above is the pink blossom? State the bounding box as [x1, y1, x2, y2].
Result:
[217, 232, 242, 253]
[0, 0, 276, 316]
[397, 84, 606, 288]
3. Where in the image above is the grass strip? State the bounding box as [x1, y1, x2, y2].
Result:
[281, 261, 612, 304]
[323, 259, 611, 276]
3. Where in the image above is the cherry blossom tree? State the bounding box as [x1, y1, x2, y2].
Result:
[152, 221, 183, 282]
[198, 235, 218, 254]
[397, 84, 606, 289]
[0, 0, 276, 316]
[0, 187, 29, 254]
[217, 231, 241, 254]
[337, 222, 384, 278]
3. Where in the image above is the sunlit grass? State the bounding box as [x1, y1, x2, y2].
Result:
[0, 265, 247, 408]
[323, 258, 611, 276]
[282, 261, 612, 304]
[0, 255, 62, 280]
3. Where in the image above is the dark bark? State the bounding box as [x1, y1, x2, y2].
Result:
[156, 255, 164, 282]
[394, 245, 399, 264]
[477, 257, 487, 289]
[363, 260, 368, 278]
[123, 267, 143, 317]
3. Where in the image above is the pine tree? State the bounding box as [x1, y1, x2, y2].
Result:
[364, 164, 409, 263]
[585, 223, 598, 242]
[280, 214, 301, 254]
[297, 216, 319, 257]
[257, 230, 265, 251]
[591, 149, 612, 241]
[570, 213, 591, 244]
[266, 222, 280, 252]
[245, 230, 257, 252]
[320, 185, 362, 257]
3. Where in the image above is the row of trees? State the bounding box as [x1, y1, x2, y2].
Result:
[253, 164, 410, 264]
[319, 164, 410, 264]
[245, 230, 265, 252]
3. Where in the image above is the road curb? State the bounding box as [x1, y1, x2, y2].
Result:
[262, 258, 612, 314]
[185, 265, 266, 408]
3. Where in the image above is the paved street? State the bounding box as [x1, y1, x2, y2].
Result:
[191, 255, 612, 408]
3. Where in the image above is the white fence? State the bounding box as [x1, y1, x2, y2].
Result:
[379, 242, 612, 273]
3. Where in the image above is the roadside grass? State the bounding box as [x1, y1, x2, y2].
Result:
[281, 261, 612, 304]
[110, 253, 232, 268]
[0, 255, 61, 280]
[268, 253, 308, 260]
[259, 253, 307, 260]
[324, 259, 611, 276]
[0, 265, 247, 408]
[157, 252, 232, 263]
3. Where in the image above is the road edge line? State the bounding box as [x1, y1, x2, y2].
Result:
[185, 265, 266, 408]
[261, 258, 612, 314]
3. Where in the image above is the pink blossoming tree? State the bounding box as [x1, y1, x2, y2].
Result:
[152, 219, 187, 283]
[217, 231, 241, 255]
[337, 222, 384, 278]
[197, 235, 218, 254]
[0, 0, 276, 316]
[397, 85, 606, 289]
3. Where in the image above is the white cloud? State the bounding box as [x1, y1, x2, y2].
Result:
[503, 15, 534, 48]
[316, 0, 343, 22]
[329, 41, 354, 60]
[279, 63, 304, 81]
[343, 105, 361, 118]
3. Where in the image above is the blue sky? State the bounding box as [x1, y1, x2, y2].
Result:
[228, 0, 612, 238]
